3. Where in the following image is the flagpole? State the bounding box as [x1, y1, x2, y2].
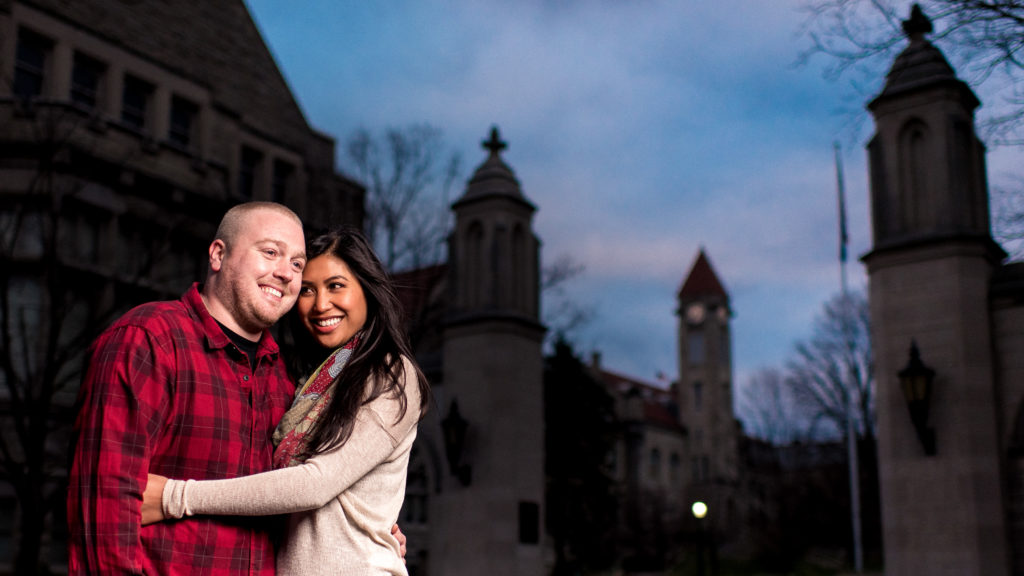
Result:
[834, 141, 863, 573]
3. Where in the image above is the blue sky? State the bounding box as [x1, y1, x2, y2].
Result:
[242, 1, 1019, 401]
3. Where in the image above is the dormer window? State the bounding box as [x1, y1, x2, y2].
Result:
[71, 52, 105, 110]
[121, 75, 153, 131]
[272, 159, 293, 203]
[14, 28, 50, 100]
[239, 146, 263, 199]
[168, 96, 197, 149]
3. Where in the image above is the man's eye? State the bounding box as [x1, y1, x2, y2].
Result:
[292, 261, 305, 271]
[264, 249, 278, 257]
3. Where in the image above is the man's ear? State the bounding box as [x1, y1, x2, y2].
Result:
[209, 239, 227, 272]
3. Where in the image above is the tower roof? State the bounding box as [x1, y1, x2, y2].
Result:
[872, 4, 974, 106]
[678, 249, 728, 300]
[454, 126, 534, 209]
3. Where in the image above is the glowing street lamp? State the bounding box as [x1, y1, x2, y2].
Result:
[692, 501, 708, 519]
[692, 501, 708, 576]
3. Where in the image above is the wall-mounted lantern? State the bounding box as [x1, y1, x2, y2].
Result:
[441, 399, 472, 485]
[898, 340, 936, 456]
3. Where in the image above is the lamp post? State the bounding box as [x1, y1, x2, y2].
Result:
[898, 341, 936, 455]
[692, 501, 707, 576]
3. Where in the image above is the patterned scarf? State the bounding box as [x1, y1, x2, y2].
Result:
[272, 336, 359, 468]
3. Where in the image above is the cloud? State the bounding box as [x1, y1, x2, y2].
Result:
[246, 0, 887, 385]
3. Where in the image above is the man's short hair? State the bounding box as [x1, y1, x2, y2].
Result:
[215, 202, 302, 248]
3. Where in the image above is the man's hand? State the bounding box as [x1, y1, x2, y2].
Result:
[141, 474, 168, 525]
[392, 523, 407, 561]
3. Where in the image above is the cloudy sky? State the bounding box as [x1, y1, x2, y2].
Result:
[243, 1, 1019, 401]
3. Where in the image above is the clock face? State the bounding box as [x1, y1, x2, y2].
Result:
[686, 303, 705, 324]
[717, 306, 729, 322]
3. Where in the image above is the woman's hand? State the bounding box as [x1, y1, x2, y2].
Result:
[141, 473, 168, 525]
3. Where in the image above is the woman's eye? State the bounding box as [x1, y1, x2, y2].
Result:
[299, 287, 313, 296]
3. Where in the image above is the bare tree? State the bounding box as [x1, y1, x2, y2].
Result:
[541, 253, 594, 344]
[798, 0, 1024, 145]
[993, 174, 1024, 259]
[0, 102, 189, 574]
[738, 367, 804, 445]
[785, 290, 874, 442]
[344, 124, 462, 272]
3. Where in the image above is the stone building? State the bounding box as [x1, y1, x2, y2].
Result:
[580, 249, 740, 567]
[863, 6, 1024, 576]
[0, 0, 362, 570]
[392, 127, 547, 576]
[593, 364, 688, 564]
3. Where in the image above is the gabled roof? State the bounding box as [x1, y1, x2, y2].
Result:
[596, 368, 683, 432]
[678, 249, 728, 300]
[26, 0, 315, 150]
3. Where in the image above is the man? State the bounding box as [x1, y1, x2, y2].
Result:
[67, 202, 308, 574]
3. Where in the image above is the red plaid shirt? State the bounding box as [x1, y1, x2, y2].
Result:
[67, 283, 295, 575]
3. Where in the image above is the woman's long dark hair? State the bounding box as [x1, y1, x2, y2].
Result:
[289, 226, 430, 459]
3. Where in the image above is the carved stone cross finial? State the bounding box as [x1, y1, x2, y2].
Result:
[482, 126, 507, 156]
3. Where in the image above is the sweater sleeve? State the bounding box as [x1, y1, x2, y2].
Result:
[163, 364, 420, 519]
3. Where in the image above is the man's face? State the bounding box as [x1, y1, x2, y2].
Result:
[210, 209, 306, 337]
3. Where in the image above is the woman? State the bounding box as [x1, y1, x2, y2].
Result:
[142, 227, 429, 575]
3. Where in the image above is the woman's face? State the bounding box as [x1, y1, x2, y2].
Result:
[296, 254, 368, 349]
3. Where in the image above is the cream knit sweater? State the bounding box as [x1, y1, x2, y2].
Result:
[162, 359, 420, 576]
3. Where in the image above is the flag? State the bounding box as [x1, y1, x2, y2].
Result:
[834, 142, 849, 263]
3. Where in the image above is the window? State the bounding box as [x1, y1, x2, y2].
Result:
[121, 75, 153, 131]
[606, 446, 618, 475]
[239, 146, 263, 199]
[272, 159, 293, 203]
[168, 96, 198, 148]
[71, 52, 105, 110]
[670, 452, 681, 484]
[518, 501, 539, 545]
[693, 381, 703, 412]
[401, 449, 428, 525]
[688, 331, 705, 365]
[14, 28, 50, 99]
[649, 448, 662, 478]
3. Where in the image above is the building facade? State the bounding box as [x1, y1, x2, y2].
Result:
[0, 0, 362, 570]
[394, 127, 548, 576]
[864, 6, 1024, 575]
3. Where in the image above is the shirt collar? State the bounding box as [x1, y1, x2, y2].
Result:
[182, 283, 281, 359]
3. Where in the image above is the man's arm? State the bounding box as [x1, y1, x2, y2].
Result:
[67, 326, 167, 574]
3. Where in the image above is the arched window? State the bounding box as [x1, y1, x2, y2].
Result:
[511, 224, 525, 310]
[401, 446, 429, 526]
[899, 119, 930, 232]
[466, 221, 484, 308]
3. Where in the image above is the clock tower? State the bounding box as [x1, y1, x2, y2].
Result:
[676, 249, 739, 527]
